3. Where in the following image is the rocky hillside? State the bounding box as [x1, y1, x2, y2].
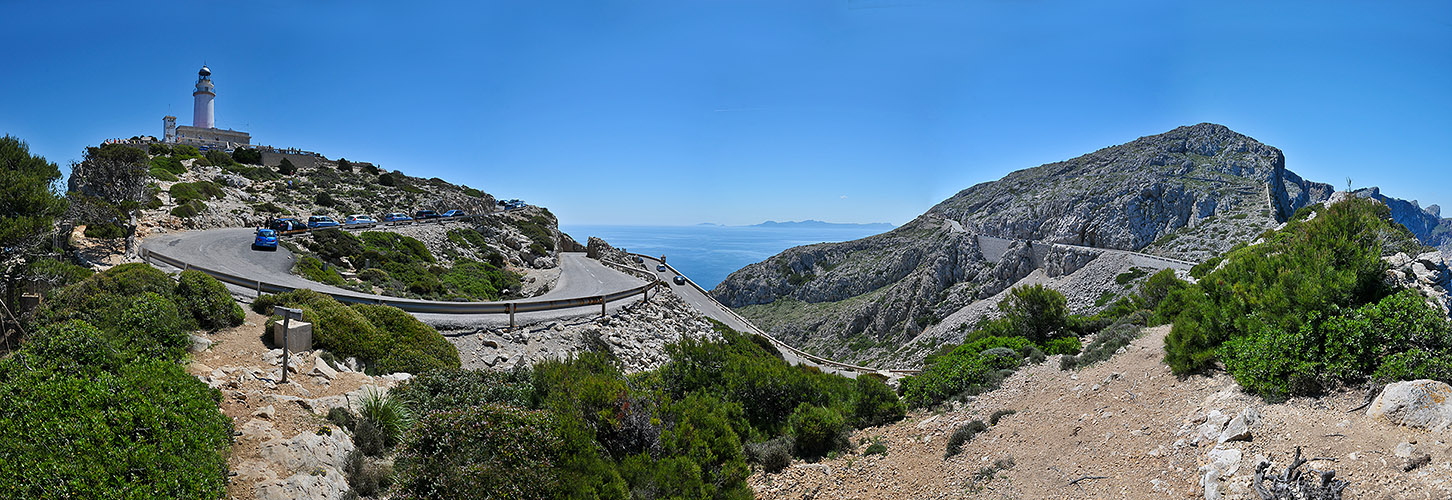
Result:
[712, 124, 1335, 366]
[1349, 186, 1452, 248]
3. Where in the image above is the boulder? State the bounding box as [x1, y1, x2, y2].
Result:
[252, 405, 276, 419]
[254, 470, 350, 500]
[311, 359, 338, 380]
[259, 428, 355, 475]
[1217, 407, 1260, 443]
[1366, 379, 1452, 431]
[187, 334, 213, 353]
[532, 256, 557, 269]
[1198, 409, 1230, 443]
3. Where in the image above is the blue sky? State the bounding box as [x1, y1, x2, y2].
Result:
[2, 1, 1449, 225]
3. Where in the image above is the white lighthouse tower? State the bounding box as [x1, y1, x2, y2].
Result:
[192, 65, 215, 128]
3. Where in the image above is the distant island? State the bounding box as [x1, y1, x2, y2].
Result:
[750, 220, 896, 230]
[692, 220, 896, 229]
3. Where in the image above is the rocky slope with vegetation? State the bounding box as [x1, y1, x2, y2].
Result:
[712, 124, 1341, 366]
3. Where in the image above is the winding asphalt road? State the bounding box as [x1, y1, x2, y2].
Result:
[140, 227, 648, 328]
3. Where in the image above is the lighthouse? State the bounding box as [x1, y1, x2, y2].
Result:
[193, 65, 215, 128]
[166, 64, 251, 149]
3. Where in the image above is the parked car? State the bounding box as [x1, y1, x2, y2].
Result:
[657, 264, 667, 272]
[441, 209, 467, 217]
[268, 217, 305, 234]
[633, 256, 644, 264]
[253, 228, 278, 250]
[414, 210, 440, 219]
[307, 215, 340, 229]
[673, 275, 687, 285]
[345, 214, 377, 225]
[382, 212, 412, 222]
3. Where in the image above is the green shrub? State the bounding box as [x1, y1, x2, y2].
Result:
[117, 291, 188, 361]
[395, 404, 565, 500]
[176, 270, 244, 330]
[852, 375, 906, 427]
[22, 258, 94, 289]
[377, 172, 396, 186]
[359, 387, 412, 453]
[168, 181, 224, 203]
[149, 166, 179, 181]
[1190, 256, 1222, 279]
[744, 436, 793, 473]
[787, 404, 848, 459]
[204, 150, 234, 166]
[863, 440, 888, 456]
[83, 222, 126, 239]
[353, 418, 385, 457]
[172, 144, 200, 156]
[1138, 269, 1188, 310]
[1160, 198, 1442, 395]
[150, 155, 187, 175]
[277, 158, 297, 175]
[394, 369, 533, 416]
[999, 284, 1069, 343]
[171, 199, 207, 218]
[462, 187, 485, 198]
[0, 319, 231, 499]
[944, 420, 988, 458]
[327, 407, 358, 431]
[989, 409, 1016, 426]
[1061, 322, 1141, 370]
[343, 450, 392, 497]
[1115, 267, 1150, 285]
[148, 143, 173, 155]
[901, 336, 1031, 408]
[295, 255, 346, 286]
[231, 148, 262, 165]
[315, 191, 336, 207]
[1042, 336, 1082, 356]
[253, 289, 460, 374]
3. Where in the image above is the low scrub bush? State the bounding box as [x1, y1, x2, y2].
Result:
[204, 150, 234, 166]
[787, 403, 849, 460]
[231, 147, 262, 165]
[149, 166, 179, 181]
[359, 387, 412, 453]
[393, 369, 533, 416]
[944, 420, 988, 458]
[0, 315, 231, 498]
[176, 270, 244, 330]
[395, 404, 565, 500]
[745, 436, 794, 473]
[863, 439, 888, 456]
[901, 336, 1030, 408]
[295, 255, 347, 286]
[989, 409, 1017, 426]
[1061, 322, 1142, 370]
[1042, 336, 1082, 356]
[171, 199, 207, 218]
[852, 375, 906, 427]
[83, 221, 127, 239]
[169, 181, 224, 203]
[1159, 198, 1450, 397]
[252, 289, 461, 374]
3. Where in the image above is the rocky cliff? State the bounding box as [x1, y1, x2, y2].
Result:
[712, 124, 1334, 365]
[1349, 187, 1452, 248]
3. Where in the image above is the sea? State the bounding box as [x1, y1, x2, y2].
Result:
[560, 224, 893, 290]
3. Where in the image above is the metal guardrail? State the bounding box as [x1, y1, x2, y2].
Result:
[140, 246, 657, 327]
[627, 253, 921, 377]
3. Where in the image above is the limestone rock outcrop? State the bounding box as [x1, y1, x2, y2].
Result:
[1366, 379, 1452, 431]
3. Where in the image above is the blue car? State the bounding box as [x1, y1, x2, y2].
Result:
[307, 215, 340, 229]
[382, 212, 412, 222]
[253, 228, 278, 251]
[441, 209, 467, 217]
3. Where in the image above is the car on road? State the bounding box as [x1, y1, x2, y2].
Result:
[252, 228, 278, 251]
[382, 212, 412, 222]
[441, 209, 467, 217]
[633, 256, 644, 264]
[414, 210, 441, 219]
[673, 275, 686, 285]
[307, 215, 340, 229]
[345, 214, 377, 225]
[657, 264, 667, 272]
[268, 217, 306, 234]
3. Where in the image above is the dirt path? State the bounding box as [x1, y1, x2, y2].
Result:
[751, 326, 1452, 499]
[187, 309, 386, 499]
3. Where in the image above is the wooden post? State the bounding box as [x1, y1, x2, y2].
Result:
[273, 306, 303, 384]
[600, 296, 606, 318]
[508, 303, 516, 330]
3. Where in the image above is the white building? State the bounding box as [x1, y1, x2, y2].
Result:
[165, 65, 250, 150]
